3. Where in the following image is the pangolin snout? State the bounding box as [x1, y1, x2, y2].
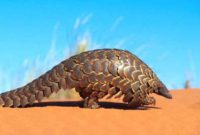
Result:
[156, 81, 173, 99]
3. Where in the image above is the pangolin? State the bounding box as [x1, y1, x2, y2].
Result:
[0, 49, 172, 109]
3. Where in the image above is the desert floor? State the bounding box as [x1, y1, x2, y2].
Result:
[0, 89, 200, 135]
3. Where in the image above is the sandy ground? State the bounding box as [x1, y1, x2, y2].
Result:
[0, 89, 200, 135]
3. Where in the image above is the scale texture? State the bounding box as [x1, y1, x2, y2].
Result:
[0, 49, 172, 108]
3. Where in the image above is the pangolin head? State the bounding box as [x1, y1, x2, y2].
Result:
[154, 80, 172, 99]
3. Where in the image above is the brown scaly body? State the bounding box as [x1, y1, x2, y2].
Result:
[0, 49, 172, 108]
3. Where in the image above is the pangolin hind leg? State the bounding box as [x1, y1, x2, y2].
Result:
[76, 87, 101, 109]
[83, 97, 100, 109]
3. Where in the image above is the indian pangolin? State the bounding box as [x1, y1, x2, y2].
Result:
[0, 49, 172, 109]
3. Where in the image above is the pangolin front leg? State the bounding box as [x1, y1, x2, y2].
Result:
[141, 96, 156, 106]
[128, 95, 156, 107]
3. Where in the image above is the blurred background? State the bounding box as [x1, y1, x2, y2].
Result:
[0, 0, 199, 98]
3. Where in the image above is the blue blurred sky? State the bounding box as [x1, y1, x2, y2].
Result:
[0, 0, 200, 92]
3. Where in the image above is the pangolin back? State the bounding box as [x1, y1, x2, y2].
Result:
[0, 49, 172, 108]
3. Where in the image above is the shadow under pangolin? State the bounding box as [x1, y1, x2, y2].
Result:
[23, 100, 161, 110]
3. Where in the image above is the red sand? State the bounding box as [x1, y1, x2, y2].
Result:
[0, 89, 200, 135]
